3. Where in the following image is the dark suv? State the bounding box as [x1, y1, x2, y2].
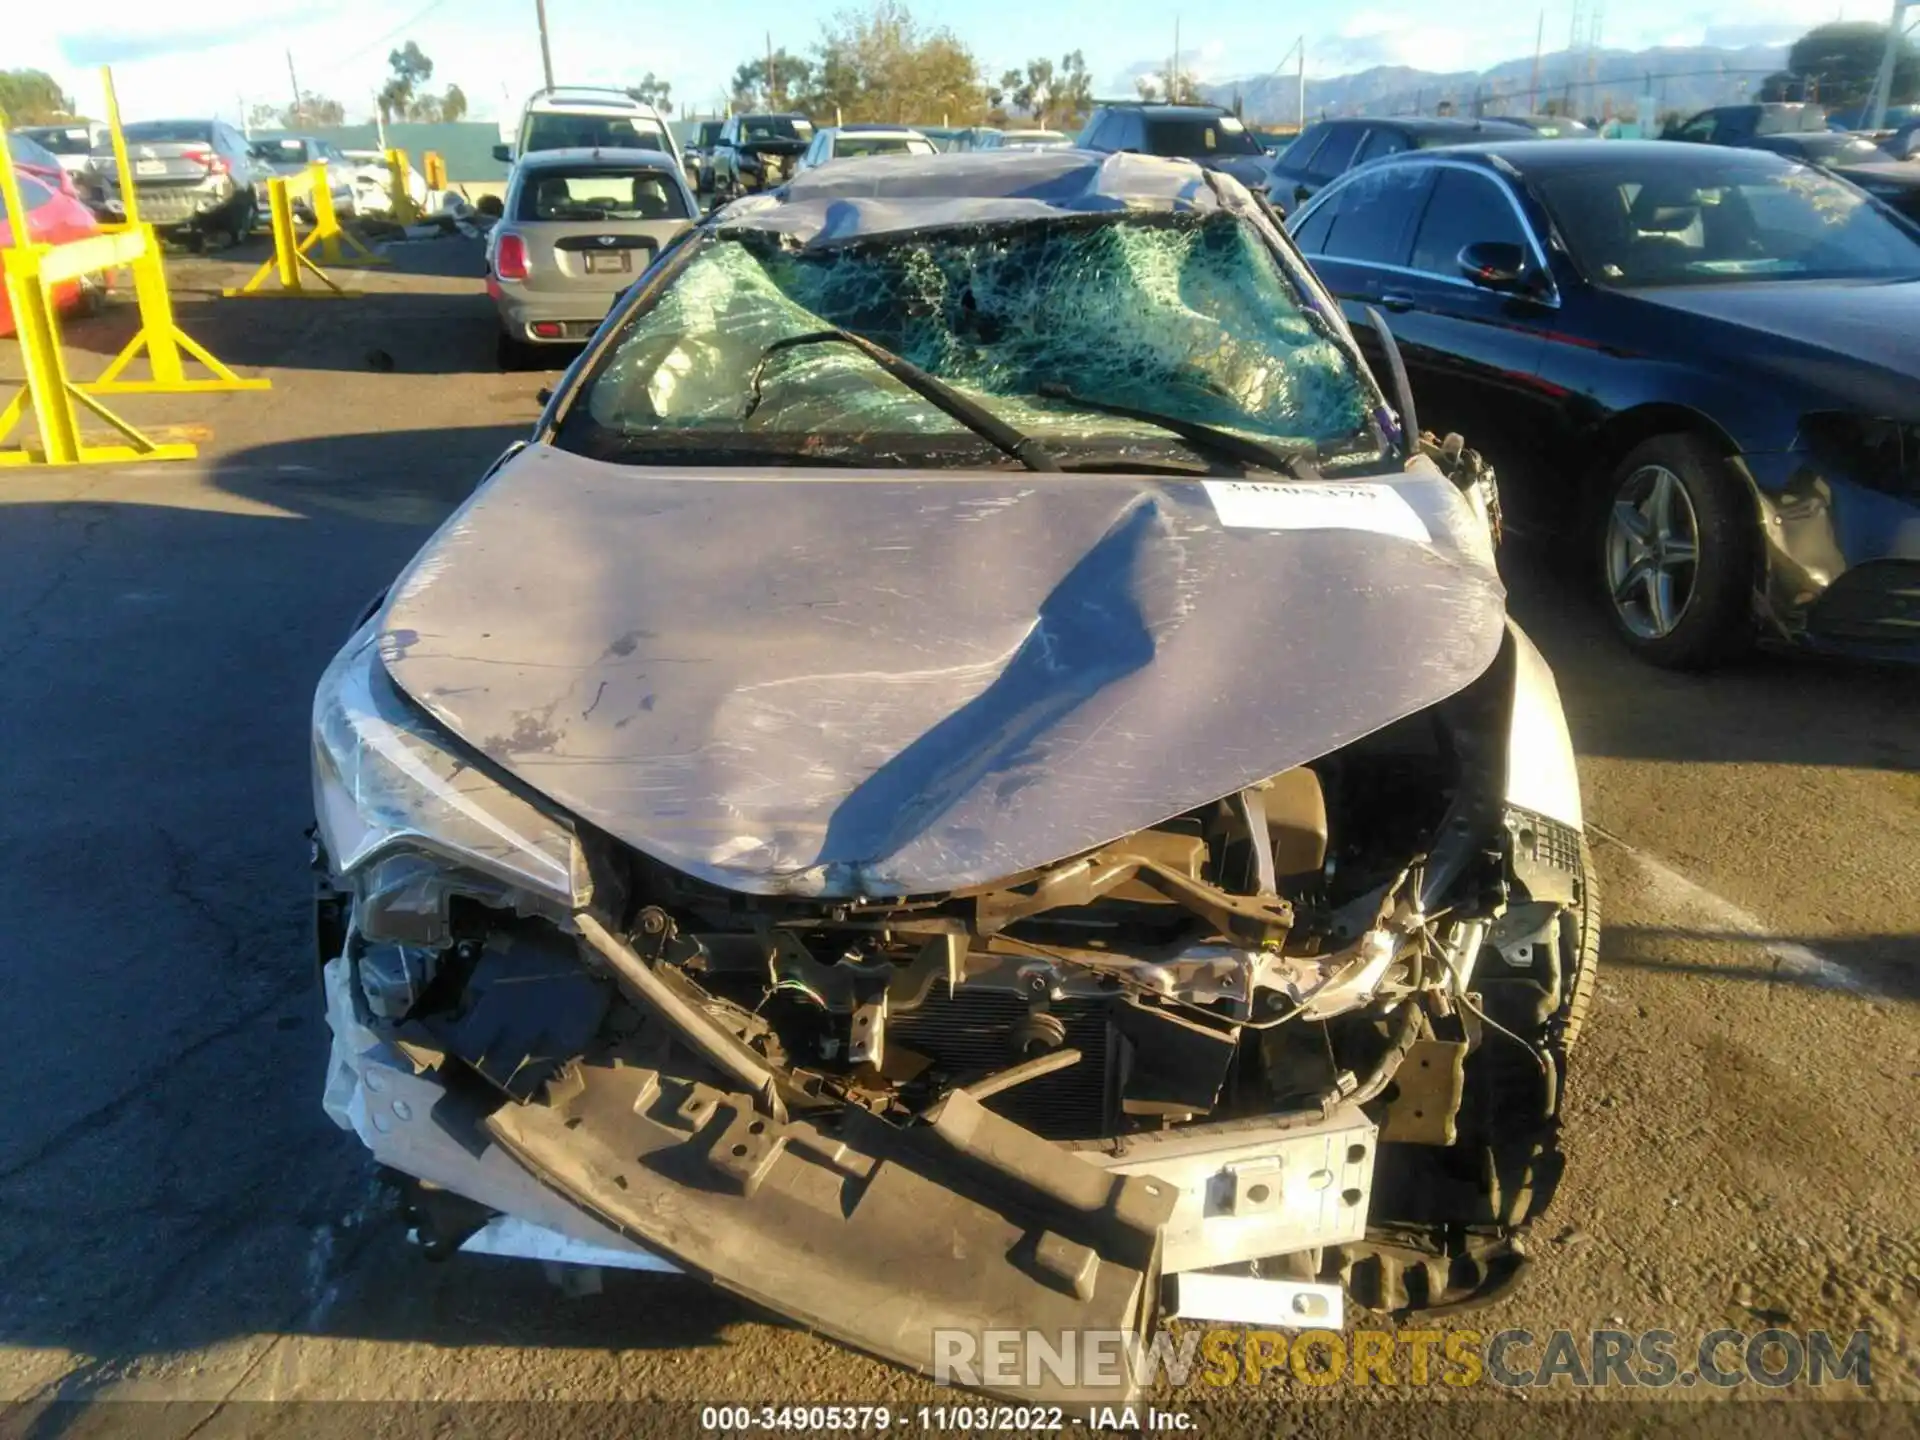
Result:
[710, 113, 815, 200]
[1076, 102, 1274, 194]
[1269, 116, 1535, 208]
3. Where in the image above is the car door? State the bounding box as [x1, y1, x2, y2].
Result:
[1378, 164, 1558, 484]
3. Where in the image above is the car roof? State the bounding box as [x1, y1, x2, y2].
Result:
[734, 113, 810, 121]
[1331, 115, 1534, 136]
[1360, 137, 1794, 177]
[718, 148, 1249, 247]
[528, 88, 652, 113]
[512, 146, 684, 171]
[1096, 101, 1229, 115]
[836, 123, 925, 134]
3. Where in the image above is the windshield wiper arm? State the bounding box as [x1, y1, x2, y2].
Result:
[1035, 381, 1317, 477]
[745, 329, 1060, 473]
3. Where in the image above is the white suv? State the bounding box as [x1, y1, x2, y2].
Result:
[494, 88, 682, 173]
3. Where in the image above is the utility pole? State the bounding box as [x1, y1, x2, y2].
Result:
[1868, 0, 1916, 129]
[1528, 10, 1544, 112]
[286, 49, 302, 126]
[535, 0, 555, 90]
[1297, 36, 1305, 128]
[766, 32, 775, 105]
[1170, 18, 1180, 102]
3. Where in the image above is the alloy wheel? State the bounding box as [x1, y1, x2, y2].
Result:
[1604, 464, 1701, 640]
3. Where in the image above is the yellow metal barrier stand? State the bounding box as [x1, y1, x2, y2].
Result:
[224, 172, 361, 299]
[385, 149, 422, 224]
[102, 66, 141, 230]
[296, 162, 387, 268]
[86, 223, 273, 390]
[0, 232, 196, 466]
[424, 151, 448, 191]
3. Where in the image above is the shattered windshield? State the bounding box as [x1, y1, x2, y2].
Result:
[560, 212, 1376, 468]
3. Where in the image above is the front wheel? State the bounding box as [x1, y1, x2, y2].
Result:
[1596, 433, 1755, 669]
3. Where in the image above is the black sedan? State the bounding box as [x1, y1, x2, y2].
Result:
[1288, 140, 1920, 667]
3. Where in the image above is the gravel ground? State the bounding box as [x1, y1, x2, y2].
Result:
[0, 236, 1913, 1438]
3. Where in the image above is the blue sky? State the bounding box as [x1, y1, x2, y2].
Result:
[14, 0, 1855, 128]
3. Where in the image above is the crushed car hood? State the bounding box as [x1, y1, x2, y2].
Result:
[379, 445, 1505, 896]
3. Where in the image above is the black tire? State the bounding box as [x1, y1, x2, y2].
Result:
[1595, 433, 1755, 669]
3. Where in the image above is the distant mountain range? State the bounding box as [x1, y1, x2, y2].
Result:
[1204, 42, 1791, 126]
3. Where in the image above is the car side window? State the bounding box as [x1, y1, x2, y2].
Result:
[1306, 124, 1364, 180]
[1354, 127, 1409, 165]
[1277, 124, 1326, 173]
[1320, 164, 1433, 265]
[1290, 189, 1342, 252]
[1408, 168, 1529, 277]
[1115, 112, 1147, 152]
[1674, 113, 1717, 143]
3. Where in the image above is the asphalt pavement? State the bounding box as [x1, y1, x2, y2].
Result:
[0, 237, 1913, 1437]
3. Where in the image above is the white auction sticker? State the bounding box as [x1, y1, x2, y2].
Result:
[1202, 480, 1431, 542]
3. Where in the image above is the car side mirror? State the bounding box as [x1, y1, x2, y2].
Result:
[492, 144, 512, 163]
[1458, 241, 1531, 292]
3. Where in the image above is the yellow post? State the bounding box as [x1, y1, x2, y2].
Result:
[385, 148, 421, 223]
[272, 178, 298, 289]
[424, 151, 448, 190]
[102, 65, 141, 229]
[4, 262, 82, 465]
[0, 104, 34, 252]
[224, 173, 358, 298]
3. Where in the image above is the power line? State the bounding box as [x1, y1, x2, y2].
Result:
[302, 0, 456, 79]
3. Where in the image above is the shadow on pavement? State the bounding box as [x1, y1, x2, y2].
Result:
[0, 423, 756, 1393]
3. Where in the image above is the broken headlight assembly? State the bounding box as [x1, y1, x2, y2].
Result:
[1797, 411, 1920, 502]
[310, 623, 589, 948]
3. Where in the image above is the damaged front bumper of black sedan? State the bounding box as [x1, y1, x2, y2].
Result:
[314, 462, 1595, 1404]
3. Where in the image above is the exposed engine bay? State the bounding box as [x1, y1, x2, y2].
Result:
[320, 616, 1594, 1400]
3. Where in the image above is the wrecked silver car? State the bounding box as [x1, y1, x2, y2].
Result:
[316, 150, 1597, 1400]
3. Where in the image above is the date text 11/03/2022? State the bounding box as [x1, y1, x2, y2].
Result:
[699, 1406, 1116, 1431]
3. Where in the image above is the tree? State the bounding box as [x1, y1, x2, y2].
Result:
[379, 40, 434, 121]
[0, 69, 74, 124]
[627, 73, 673, 114]
[289, 92, 347, 127]
[1001, 50, 1094, 129]
[1134, 76, 1161, 102]
[1784, 20, 1919, 108]
[731, 49, 815, 110]
[438, 84, 468, 122]
[248, 102, 282, 130]
[803, 2, 984, 123]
